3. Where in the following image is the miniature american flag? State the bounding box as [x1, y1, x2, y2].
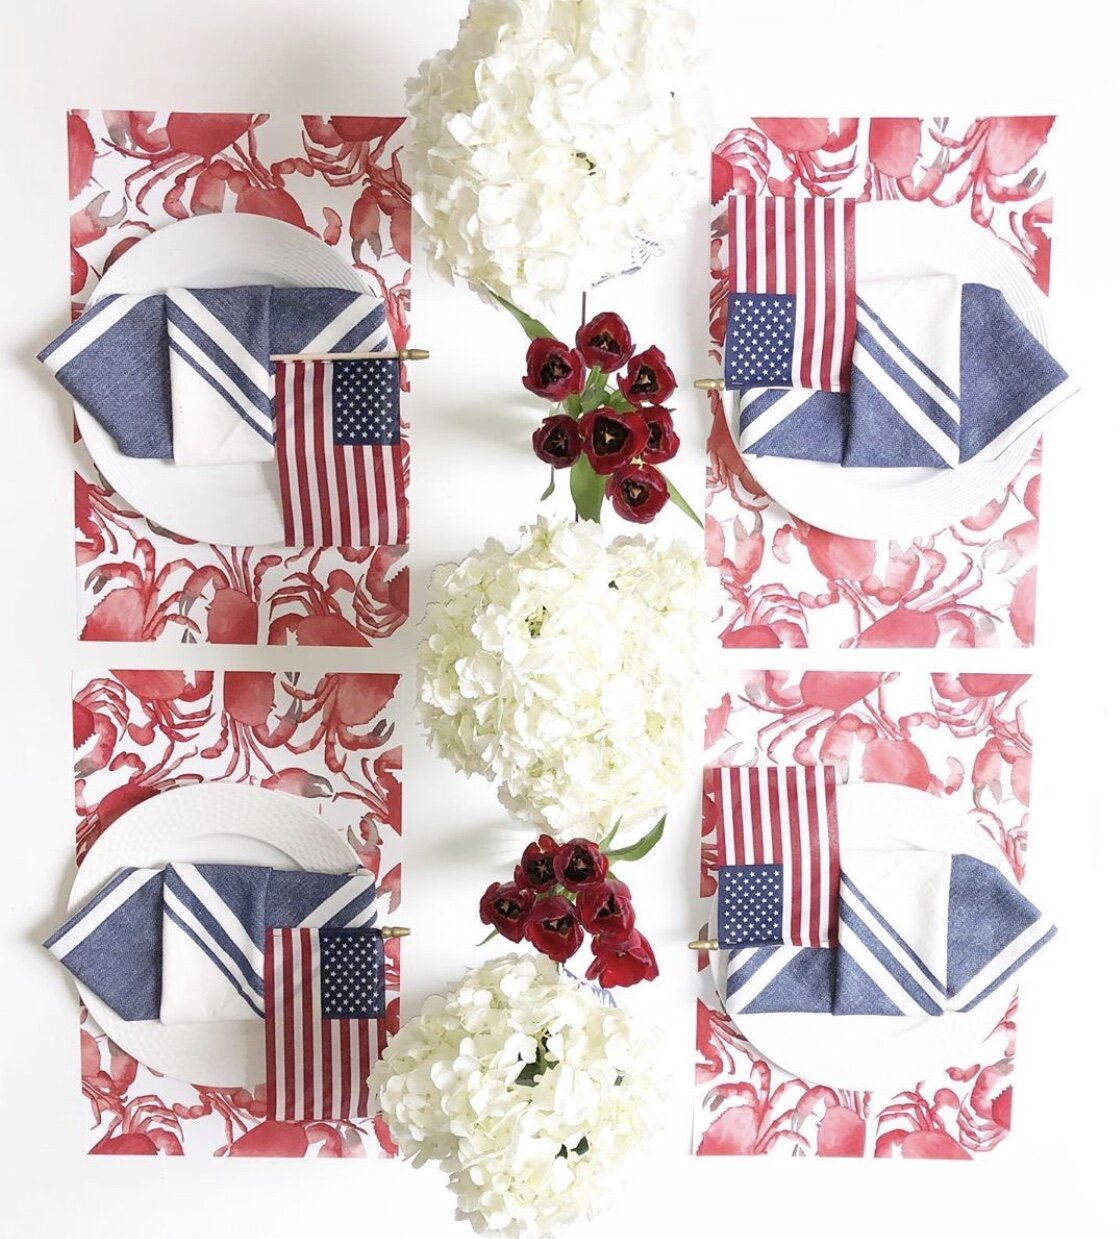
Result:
[725, 194, 856, 392]
[264, 927, 385, 1122]
[707, 765, 841, 949]
[275, 357, 407, 547]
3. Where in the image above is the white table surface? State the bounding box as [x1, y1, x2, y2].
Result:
[1, 1, 1116, 1235]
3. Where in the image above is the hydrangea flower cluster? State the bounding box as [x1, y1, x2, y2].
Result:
[371, 954, 663, 1238]
[405, 0, 706, 309]
[417, 517, 719, 840]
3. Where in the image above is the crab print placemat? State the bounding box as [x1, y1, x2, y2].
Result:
[72, 668, 402, 1156]
[68, 110, 411, 646]
[707, 117, 1053, 650]
[693, 670, 1030, 1158]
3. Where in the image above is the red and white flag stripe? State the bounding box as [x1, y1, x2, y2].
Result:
[707, 764, 841, 948]
[728, 194, 856, 392]
[275, 359, 407, 548]
[265, 928, 375, 1122]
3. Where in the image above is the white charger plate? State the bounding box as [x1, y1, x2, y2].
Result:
[716, 782, 1018, 1094]
[70, 782, 362, 1088]
[739, 202, 1046, 539]
[74, 214, 368, 546]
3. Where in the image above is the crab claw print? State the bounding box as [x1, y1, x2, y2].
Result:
[72, 669, 403, 1157]
[67, 110, 412, 647]
[707, 117, 1053, 651]
[694, 669, 1033, 1159]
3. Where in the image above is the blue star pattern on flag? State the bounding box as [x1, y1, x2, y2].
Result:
[331, 358, 401, 445]
[726, 293, 796, 388]
[718, 864, 784, 946]
[320, 928, 384, 1019]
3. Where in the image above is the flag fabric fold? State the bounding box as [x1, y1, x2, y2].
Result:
[722, 849, 1054, 1018]
[724, 194, 857, 393]
[275, 356, 406, 548]
[708, 764, 841, 949]
[265, 926, 385, 1121]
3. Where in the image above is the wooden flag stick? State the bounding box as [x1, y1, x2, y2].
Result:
[269, 347, 430, 363]
[689, 938, 719, 951]
[381, 926, 412, 939]
[693, 377, 725, 391]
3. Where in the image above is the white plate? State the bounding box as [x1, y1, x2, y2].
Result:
[740, 202, 1046, 539]
[75, 214, 368, 546]
[70, 782, 361, 1088]
[717, 782, 1018, 1094]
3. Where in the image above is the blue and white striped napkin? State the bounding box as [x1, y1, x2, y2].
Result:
[723, 849, 1054, 1018]
[38, 286, 390, 467]
[738, 280, 1074, 468]
[44, 862, 378, 1025]
[38, 296, 173, 458]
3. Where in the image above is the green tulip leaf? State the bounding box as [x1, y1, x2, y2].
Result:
[487, 288, 558, 341]
[665, 475, 703, 528]
[570, 453, 606, 522]
[540, 468, 557, 502]
[604, 814, 666, 863]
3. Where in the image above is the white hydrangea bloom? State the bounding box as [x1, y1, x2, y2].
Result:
[406, 0, 707, 309]
[371, 955, 663, 1238]
[418, 517, 719, 839]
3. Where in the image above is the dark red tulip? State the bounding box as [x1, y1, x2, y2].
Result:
[515, 835, 562, 893]
[532, 415, 582, 469]
[578, 409, 649, 476]
[522, 338, 586, 400]
[553, 838, 609, 892]
[575, 879, 636, 943]
[586, 929, 660, 988]
[639, 406, 680, 465]
[525, 895, 585, 962]
[575, 311, 634, 373]
[478, 881, 534, 943]
[619, 345, 677, 405]
[606, 463, 670, 524]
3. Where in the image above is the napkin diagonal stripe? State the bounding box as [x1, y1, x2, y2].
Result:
[38, 294, 139, 375]
[724, 945, 786, 1010]
[837, 896, 944, 1015]
[840, 873, 947, 997]
[300, 299, 389, 355]
[950, 917, 1057, 1012]
[856, 297, 960, 411]
[44, 866, 155, 961]
[162, 894, 265, 1018]
[166, 322, 274, 443]
[166, 289, 273, 397]
[162, 866, 265, 998]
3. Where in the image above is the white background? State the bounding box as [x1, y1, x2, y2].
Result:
[2, 1, 1117, 1235]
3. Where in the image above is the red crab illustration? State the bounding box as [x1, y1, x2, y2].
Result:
[75, 743, 203, 860]
[82, 539, 201, 642]
[103, 111, 312, 230]
[875, 1089, 971, 1159]
[336, 747, 403, 885]
[177, 550, 282, 645]
[282, 672, 397, 775]
[751, 118, 860, 195]
[199, 671, 309, 781]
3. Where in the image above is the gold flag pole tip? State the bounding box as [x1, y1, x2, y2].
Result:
[693, 378, 725, 391]
[381, 926, 411, 939]
[689, 938, 719, 951]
